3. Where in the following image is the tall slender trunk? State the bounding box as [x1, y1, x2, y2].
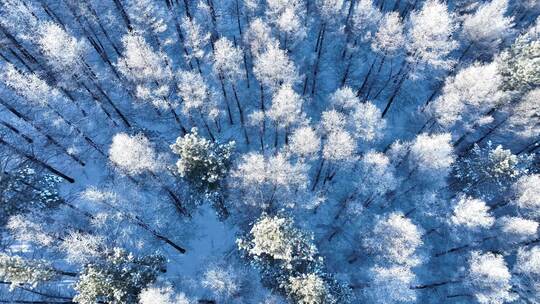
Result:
[0, 137, 75, 183]
[311, 23, 326, 96]
[231, 83, 250, 144]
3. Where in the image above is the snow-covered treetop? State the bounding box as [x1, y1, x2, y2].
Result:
[461, 0, 514, 54]
[467, 251, 515, 304]
[37, 22, 87, 75]
[267, 84, 305, 127]
[109, 133, 162, 175]
[2, 63, 60, 106]
[171, 128, 235, 191]
[213, 37, 244, 80]
[450, 195, 494, 229]
[364, 212, 423, 266]
[253, 43, 299, 91]
[372, 12, 405, 56]
[407, 0, 458, 70]
[238, 214, 317, 266]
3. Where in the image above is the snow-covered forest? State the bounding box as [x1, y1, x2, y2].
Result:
[0, 0, 538, 303]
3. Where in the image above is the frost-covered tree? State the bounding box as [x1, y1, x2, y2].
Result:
[409, 133, 455, 184]
[238, 214, 317, 267]
[177, 70, 211, 114]
[350, 0, 382, 43]
[316, 0, 344, 24]
[231, 152, 309, 210]
[0, 253, 56, 289]
[364, 212, 423, 266]
[253, 43, 299, 91]
[287, 273, 335, 304]
[109, 133, 162, 175]
[117, 32, 173, 109]
[455, 143, 531, 199]
[36, 22, 87, 81]
[244, 18, 277, 57]
[357, 151, 398, 202]
[267, 84, 305, 131]
[139, 285, 192, 304]
[74, 248, 166, 304]
[430, 62, 508, 130]
[213, 37, 244, 81]
[366, 265, 417, 304]
[181, 17, 211, 64]
[265, 0, 305, 44]
[507, 88, 540, 138]
[125, 0, 169, 34]
[1, 64, 60, 107]
[498, 20, 540, 92]
[512, 174, 540, 217]
[514, 246, 540, 301]
[406, 0, 458, 71]
[450, 195, 494, 229]
[288, 126, 321, 159]
[461, 0, 514, 56]
[372, 12, 405, 57]
[466, 251, 515, 304]
[498, 216, 538, 243]
[171, 128, 235, 191]
[202, 266, 241, 300]
[0, 166, 62, 226]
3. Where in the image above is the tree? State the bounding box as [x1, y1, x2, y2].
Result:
[450, 195, 494, 230]
[253, 43, 299, 92]
[126, 0, 169, 34]
[116, 32, 174, 109]
[316, 0, 344, 24]
[244, 18, 277, 58]
[2, 63, 60, 107]
[372, 12, 405, 57]
[237, 214, 317, 268]
[201, 266, 241, 301]
[109, 133, 163, 175]
[288, 126, 321, 159]
[409, 133, 455, 185]
[430, 62, 508, 131]
[139, 285, 192, 304]
[180, 17, 211, 68]
[287, 273, 336, 304]
[267, 84, 305, 136]
[466, 251, 515, 304]
[507, 88, 540, 139]
[231, 152, 309, 210]
[514, 246, 540, 301]
[350, 0, 382, 44]
[0, 253, 56, 289]
[74, 247, 166, 304]
[356, 151, 398, 204]
[171, 128, 235, 191]
[454, 143, 531, 199]
[177, 69, 210, 114]
[0, 166, 62, 226]
[364, 212, 423, 266]
[461, 0, 514, 56]
[36, 22, 87, 83]
[213, 37, 244, 81]
[512, 174, 540, 217]
[265, 0, 305, 45]
[498, 20, 540, 92]
[363, 213, 422, 303]
[366, 265, 417, 304]
[498, 216, 538, 243]
[406, 0, 458, 72]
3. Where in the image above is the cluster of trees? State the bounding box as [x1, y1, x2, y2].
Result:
[0, 0, 538, 303]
